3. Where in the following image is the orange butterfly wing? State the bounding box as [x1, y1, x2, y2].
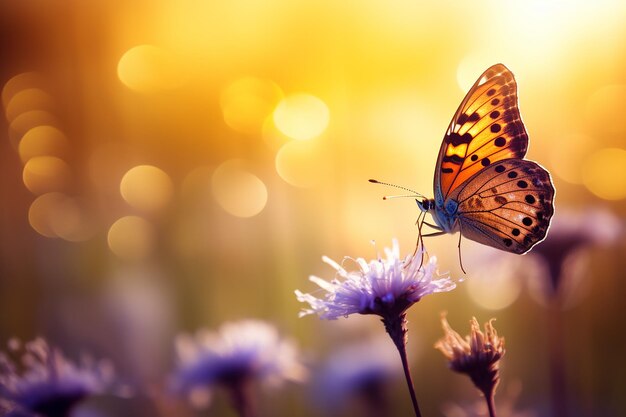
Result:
[453, 159, 555, 254]
[434, 64, 528, 205]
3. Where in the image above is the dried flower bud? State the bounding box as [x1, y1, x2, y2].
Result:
[435, 314, 505, 399]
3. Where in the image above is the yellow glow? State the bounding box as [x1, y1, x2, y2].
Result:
[275, 139, 328, 188]
[18, 126, 70, 163]
[457, 55, 496, 92]
[549, 133, 594, 184]
[117, 45, 184, 93]
[582, 148, 626, 200]
[22, 156, 72, 195]
[107, 216, 155, 260]
[120, 165, 174, 212]
[586, 84, 626, 134]
[28, 192, 66, 238]
[221, 77, 283, 134]
[273, 94, 330, 140]
[4, 88, 54, 123]
[1, 72, 44, 108]
[211, 159, 267, 217]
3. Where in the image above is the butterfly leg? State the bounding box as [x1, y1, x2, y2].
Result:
[457, 231, 466, 274]
[422, 220, 441, 230]
[422, 231, 447, 237]
[412, 211, 437, 268]
[411, 211, 426, 266]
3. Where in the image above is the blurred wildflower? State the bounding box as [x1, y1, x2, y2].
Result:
[172, 319, 306, 417]
[531, 207, 623, 296]
[313, 338, 401, 417]
[296, 240, 455, 417]
[525, 208, 623, 417]
[435, 314, 505, 417]
[295, 239, 455, 320]
[0, 338, 114, 417]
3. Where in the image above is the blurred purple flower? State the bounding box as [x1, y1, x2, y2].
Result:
[172, 319, 306, 414]
[295, 240, 455, 320]
[531, 207, 623, 295]
[0, 338, 114, 417]
[314, 338, 401, 416]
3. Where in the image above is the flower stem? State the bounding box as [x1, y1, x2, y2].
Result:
[485, 392, 497, 417]
[383, 312, 422, 417]
[548, 297, 568, 417]
[229, 379, 256, 417]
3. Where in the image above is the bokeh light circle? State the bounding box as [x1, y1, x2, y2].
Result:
[4, 88, 54, 123]
[120, 165, 174, 212]
[22, 156, 72, 195]
[8, 110, 59, 150]
[275, 139, 328, 187]
[18, 125, 70, 163]
[464, 249, 524, 310]
[28, 192, 67, 238]
[273, 93, 329, 140]
[117, 45, 183, 93]
[211, 159, 268, 218]
[466, 269, 523, 310]
[582, 147, 626, 200]
[220, 77, 283, 134]
[2, 72, 44, 107]
[47, 196, 96, 242]
[107, 216, 156, 260]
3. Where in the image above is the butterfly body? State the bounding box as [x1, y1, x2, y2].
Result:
[417, 198, 459, 233]
[417, 64, 555, 255]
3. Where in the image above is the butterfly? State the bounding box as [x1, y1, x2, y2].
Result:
[372, 64, 555, 269]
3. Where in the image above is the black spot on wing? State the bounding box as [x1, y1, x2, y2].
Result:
[446, 132, 473, 146]
[443, 154, 464, 164]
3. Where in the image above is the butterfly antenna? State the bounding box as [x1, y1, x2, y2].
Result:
[368, 179, 426, 200]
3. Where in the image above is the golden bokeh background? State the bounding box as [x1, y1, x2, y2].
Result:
[1, 1, 625, 416]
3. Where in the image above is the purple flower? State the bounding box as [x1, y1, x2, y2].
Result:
[295, 240, 455, 320]
[297, 240, 457, 417]
[0, 338, 114, 417]
[314, 339, 401, 414]
[530, 207, 623, 295]
[172, 320, 306, 411]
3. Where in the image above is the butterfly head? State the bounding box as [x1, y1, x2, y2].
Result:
[416, 198, 433, 213]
